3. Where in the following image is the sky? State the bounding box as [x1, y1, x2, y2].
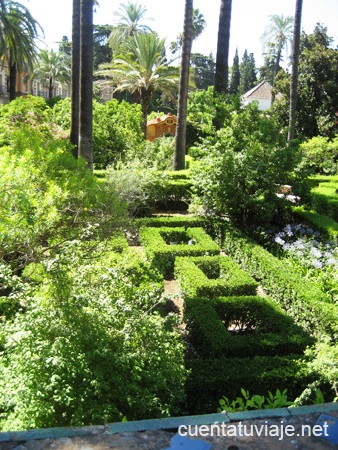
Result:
[20, 0, 338, 68]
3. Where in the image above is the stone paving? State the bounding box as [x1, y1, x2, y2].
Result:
[1, 404, 338, 449]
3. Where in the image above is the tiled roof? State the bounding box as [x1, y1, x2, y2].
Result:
[147, 113, 177, 126]
[242, 80, 274, 100]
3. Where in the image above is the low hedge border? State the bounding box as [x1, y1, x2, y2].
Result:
[134, 216, 205, 229]
[174, 255, 258, 298]
[221, 226, 338, 341]
[185, 355, 311, 415]
[183, 296, 313, 359]
[292, 205, 338, 240]
[139, 227, 220, 277]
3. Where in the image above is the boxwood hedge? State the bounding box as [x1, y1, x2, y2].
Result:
[175, 255, 258, 298]
[139, 226, 220, 277]
[221, 226, 338, 341]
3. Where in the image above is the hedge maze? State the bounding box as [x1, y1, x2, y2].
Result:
[138, 218, 323, 415]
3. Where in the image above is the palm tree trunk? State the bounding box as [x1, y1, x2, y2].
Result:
[78, 0, 93, 172]
[214, 0, 232, 95]
[70, 0, 81, 157]
[174, 0, 193, 171]
[49, 77, 53, 100]
[288, 0, 303, 142]
[9, 59, 17, 101]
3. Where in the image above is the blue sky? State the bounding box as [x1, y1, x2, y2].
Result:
[21, 0, 338, 67]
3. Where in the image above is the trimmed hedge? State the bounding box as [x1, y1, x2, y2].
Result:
[185, 355, 311, 415]
[221, 226, 338, 341]
[139, 227, 220, 277]
[134, 215, 205, 229]
[293, 205, 338, 240]
[183, 296, 313, 358]
[175, 255, 258, 298]
[311, 183, 338, 222]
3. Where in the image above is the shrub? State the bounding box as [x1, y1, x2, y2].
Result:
[138, 136, 176, 171]
[221, 225, 338, 341]
[0, 123, 125, 270]
[0, 244, 186, 430]
[310, 180, 338, 222]
[52, 98, 144, 169]
[134, 215, 205, 229]
[106, 161, 170, 217]
[183, 296, 312, 359]
[293, 206, 338, 240]
[139, 226, 220, 277]
[175, 256, 258, 298]
[299, 136, 338, 174]
[189, 106, 308, 227]
[185, 355, 310, 415]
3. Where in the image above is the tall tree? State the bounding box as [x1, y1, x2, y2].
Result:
[0, 0, 42, 101]
[273, 24, 338, 139]
[261, 14, 294, 83]
[93, 24, 113, 70]
[78, 0, 94, 171]
[174, 0, 193, 170]
[98, 32, 179, 135]
[229, 48, 240, 94]
[214, 0, 232, 95]
[288, 0, 303, 142]
[239, 49, 257, 94]
[58, 36, 72, 56]
[108, 1, 152, 54]
[32, 49, 71, 100]
[70, 0, 80, 154]
[190, 52, 215, 90]
[170, 8, 206, 57]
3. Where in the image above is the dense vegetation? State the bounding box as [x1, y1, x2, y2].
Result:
[0, 1, 337, 433]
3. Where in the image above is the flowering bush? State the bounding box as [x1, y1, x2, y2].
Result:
[272, 224, 338, 302]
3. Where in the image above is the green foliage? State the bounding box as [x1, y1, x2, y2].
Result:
[182, 295, 312, 359]
[299, 136, 338, 175]
[135, 216, 204, 229]
[293, 206, 338, 240]
[175, 256, 258, 299]
[190, 53, 215, 90]
[218, 388, 293, 413]
[186, 355, 309, 414]
[239, 50, 257, 95]
[0, 245, 186, 430]
[139, 226, 220, 277]
[304, 341, 338, 400]
[106, 161, 170, 217]
[52, 98, 144, 169]
[310, 182, 338, 223]
[189, 104, 308, 226]
[0, 95, 54, 144]
[186, 86, 240, 145]
[220, 225, 338, 340]
[272, 24, 338, 139]
[138, 136, 175, 171]
[0, 99, 126, 269]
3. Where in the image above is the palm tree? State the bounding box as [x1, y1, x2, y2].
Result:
[170, 8, 206, 56]
[78, 0, 94, 171]
[214, 0, 232, 95]
[108, 1, 152, 53]
[0, 0, 42, 101]
[174, 0, 193, 171]
[288, 0, 303, 142]
[70, 0, 80, 154]
[98, 32, 179, 135]
[261, 14, 294, 82]
[32, 49, 71, 100]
